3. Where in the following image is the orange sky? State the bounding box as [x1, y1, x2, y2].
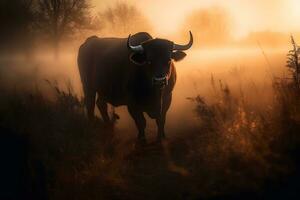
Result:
[93, 0, 300, 38]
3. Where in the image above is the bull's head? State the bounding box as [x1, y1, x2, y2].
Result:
[127, 31, 193, 88]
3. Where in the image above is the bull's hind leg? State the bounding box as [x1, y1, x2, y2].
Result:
[86, 90, 96, 120]
[128, 106, 146, 140]
[96, 97, 110, 123]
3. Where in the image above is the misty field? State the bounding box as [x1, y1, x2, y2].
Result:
[2, 0, 300, 199]
[1, 47, 300, 200]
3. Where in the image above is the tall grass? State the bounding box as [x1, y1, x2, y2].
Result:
[0, 82, 126, 199]
[1, 40, 300, 199]
[183, 46, 300, 198]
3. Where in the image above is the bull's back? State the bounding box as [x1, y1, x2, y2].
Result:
[77, 33, 152, 106]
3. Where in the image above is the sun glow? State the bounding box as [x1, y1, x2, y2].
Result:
[93, 0, 300, 38]
[287, 0, 300, 31]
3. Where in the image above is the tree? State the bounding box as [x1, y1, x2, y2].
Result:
[35, 0, 92, 58]
[181, 6, 232, 47]
[97, 2, 151, 36]
[0, 0, 35, 52]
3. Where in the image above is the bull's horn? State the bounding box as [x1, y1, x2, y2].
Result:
[173, 31, 193, 51]
[127, 34, 144, 53]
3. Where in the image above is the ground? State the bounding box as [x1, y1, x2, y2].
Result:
[1, 49, 300, 199]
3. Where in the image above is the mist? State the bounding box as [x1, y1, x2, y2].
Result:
[0, 0, 292, 153]
[0, 0, 294, 157]
[1, 0, 300, 199]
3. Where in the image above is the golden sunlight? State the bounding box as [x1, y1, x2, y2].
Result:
[2, 0, 300, 199]
[94, 0, 300, 37]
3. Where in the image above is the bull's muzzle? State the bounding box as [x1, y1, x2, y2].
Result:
[152, 76, 168, 88]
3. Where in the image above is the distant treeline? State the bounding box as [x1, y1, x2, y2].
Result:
[0, 0, 151, 56]
[0, 1, 295, 56]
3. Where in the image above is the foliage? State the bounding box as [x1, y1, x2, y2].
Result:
[0, 0, 35, 51]
[181, 6, 232, 47]
[286, 35, 300, 88]
[186, 67, 300, 198]
[97, 2, 152, 36]
[0, 80, 123, 199]
[1, 39, 300, 199]
[0, 0, 94, 56]
[34, 0, 93, 57]
[1, 68, 300, 199]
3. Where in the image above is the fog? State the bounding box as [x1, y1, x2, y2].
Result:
[2, 1, 300, 198]
[1, 0, 293, 140]
[93, 0, 300, 38]
[0, 0, 294, 163]
[0, 45, 288, 141]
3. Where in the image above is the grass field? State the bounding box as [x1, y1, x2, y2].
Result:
[1, 47, 300, 199]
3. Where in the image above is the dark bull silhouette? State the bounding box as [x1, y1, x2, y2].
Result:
[78, 32, 193, 140]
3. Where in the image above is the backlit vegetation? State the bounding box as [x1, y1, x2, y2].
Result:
[1, 38, 300, 199]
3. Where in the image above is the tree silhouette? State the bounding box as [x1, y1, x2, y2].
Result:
[0, 0, 35, 52]
[97, 2, 151, 36]
[182, 6, 232, 47]
[35, 0, 92, 58]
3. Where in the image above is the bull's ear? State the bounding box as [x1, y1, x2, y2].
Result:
[130, 53, 147, 65]
[171, 51, 186, 62]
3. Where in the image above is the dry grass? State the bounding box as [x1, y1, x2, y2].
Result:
[1, 48, 300, 199]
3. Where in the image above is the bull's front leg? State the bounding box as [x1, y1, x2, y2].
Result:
[156, 93, 172, 140]
[127, 106, 146, 140]
[156, 114, 166, 140]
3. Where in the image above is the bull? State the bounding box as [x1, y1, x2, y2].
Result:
[77, 32, 193, 141]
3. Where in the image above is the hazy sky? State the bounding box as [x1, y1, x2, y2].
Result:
[93, 0, 300, 38]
